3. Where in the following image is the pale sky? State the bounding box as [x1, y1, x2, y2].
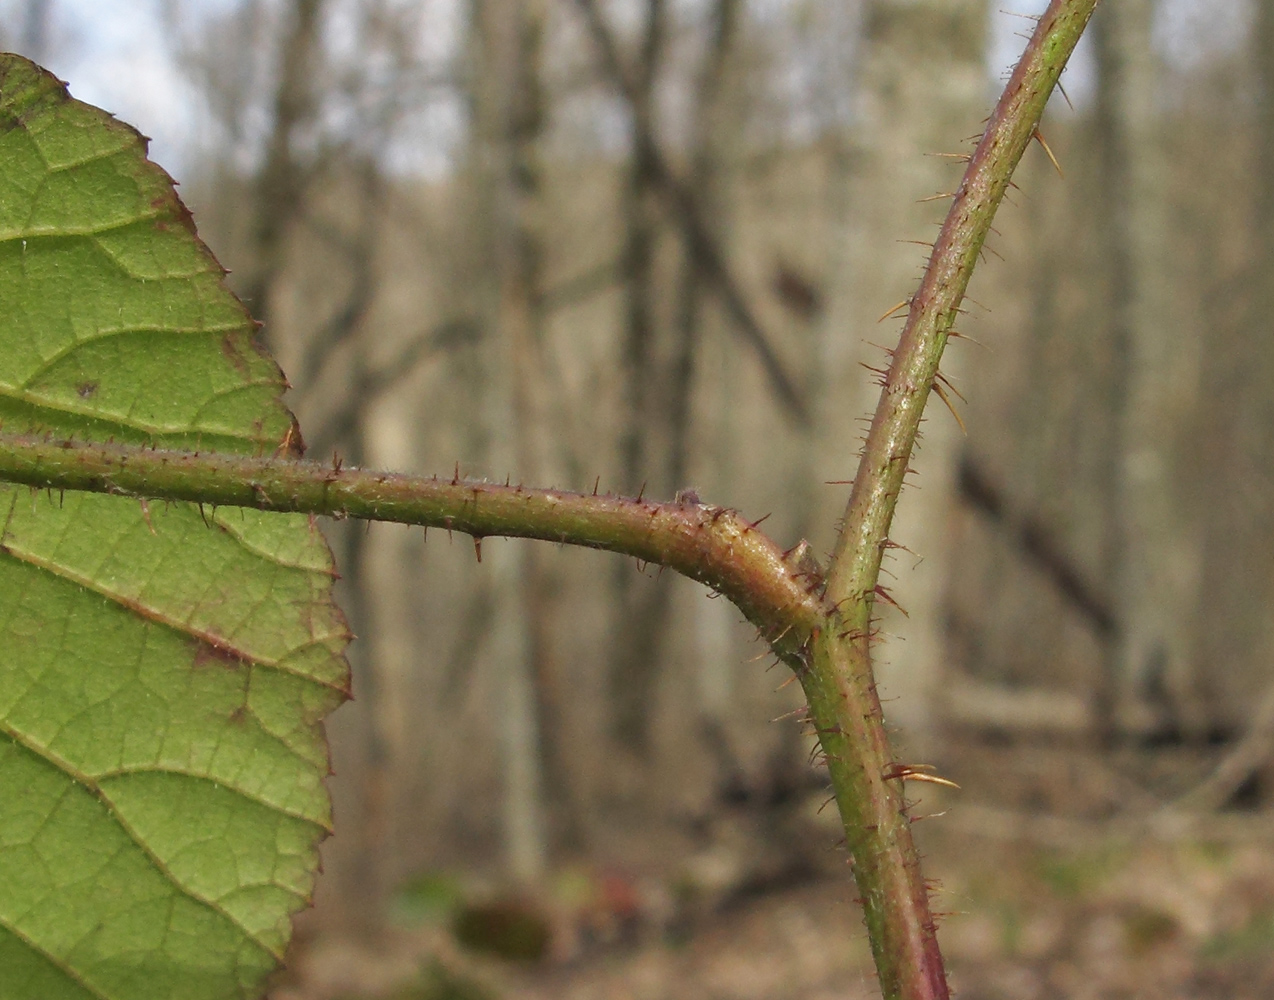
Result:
[990, 0, 1255, 112]
[4, 0, 223, 174]
[4, 0, 1256, 183]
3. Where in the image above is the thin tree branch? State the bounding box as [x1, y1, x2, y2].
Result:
[302, 318, 481, 446]
[1169, 680, 1274, 814]
[957, 452, 1116, 639]
[540, 257, 623, 312]
[572, 0, 810, 427]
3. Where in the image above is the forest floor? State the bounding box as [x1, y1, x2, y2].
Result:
[270, 744, 1274, 1000]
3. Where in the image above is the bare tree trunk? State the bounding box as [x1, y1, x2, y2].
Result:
[224, 0, 398, 927]
[668, 0, 739, 496]
[573, 0, 807, 428]
[607, 0, 757, 768]
[243, 0, 324, 331]
[668, 0, 743, 773]
[608, 0, 668, 760]
[505, 0, 587, 855]
[1193, 1, 1274, 746]
[1094, 0, 1204, 740]
[574, 0, 810, 765]
[306, 161, 392, 929]
[467, 0, 549, 882]
[796, 0, 864, 554]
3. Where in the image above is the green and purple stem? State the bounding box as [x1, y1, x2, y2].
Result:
[0, 432, 825, 667]
[809, 3, 1099, 999]
[0, 3, 1096, 998]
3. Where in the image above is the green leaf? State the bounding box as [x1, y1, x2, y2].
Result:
[0, 55, 349, 999]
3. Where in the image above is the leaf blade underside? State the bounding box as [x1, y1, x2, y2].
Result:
[0, 54, 350, 1000]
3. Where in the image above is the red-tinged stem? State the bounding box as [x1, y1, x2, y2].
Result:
[0, 432, 823, 667]
[828, 0, 1100, 605]
[0, 4, 1099, 998]
[806, 3, 1100, 999]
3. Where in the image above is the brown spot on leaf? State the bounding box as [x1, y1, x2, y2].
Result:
[220, 332, 250, 376]
[192, 636, 247, 671]
[76, 381, 98, 399]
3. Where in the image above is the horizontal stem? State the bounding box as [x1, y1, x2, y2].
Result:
[0, 431, 824, 665]
[0, 13, 1097, 1000]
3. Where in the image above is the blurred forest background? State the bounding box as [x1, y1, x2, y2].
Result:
[8, 1, 1274, 997]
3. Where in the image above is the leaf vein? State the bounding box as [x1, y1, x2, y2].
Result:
[15, 324, 250, 392]
[0, 914, 114, 1000]
[0, 725, 286, 959]
[210, 512, 339, 576]
[0, 384, 264, 443]
[93, 766, 331, 830]
[0, 540, 349, 693]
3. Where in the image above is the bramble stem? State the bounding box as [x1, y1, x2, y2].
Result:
[0, 3, 1098, 998]
[828, 0, 1098, 606]
[0, 432, 823, 666]
[806, 3, 1099, 999]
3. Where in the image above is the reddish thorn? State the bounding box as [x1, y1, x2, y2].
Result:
[138, 498, 157, 535]
[873, 584, 909, 616]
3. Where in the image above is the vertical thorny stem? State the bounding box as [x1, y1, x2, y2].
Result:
[0, 5, 1100, 999]
[805, 3, 1099, 999]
